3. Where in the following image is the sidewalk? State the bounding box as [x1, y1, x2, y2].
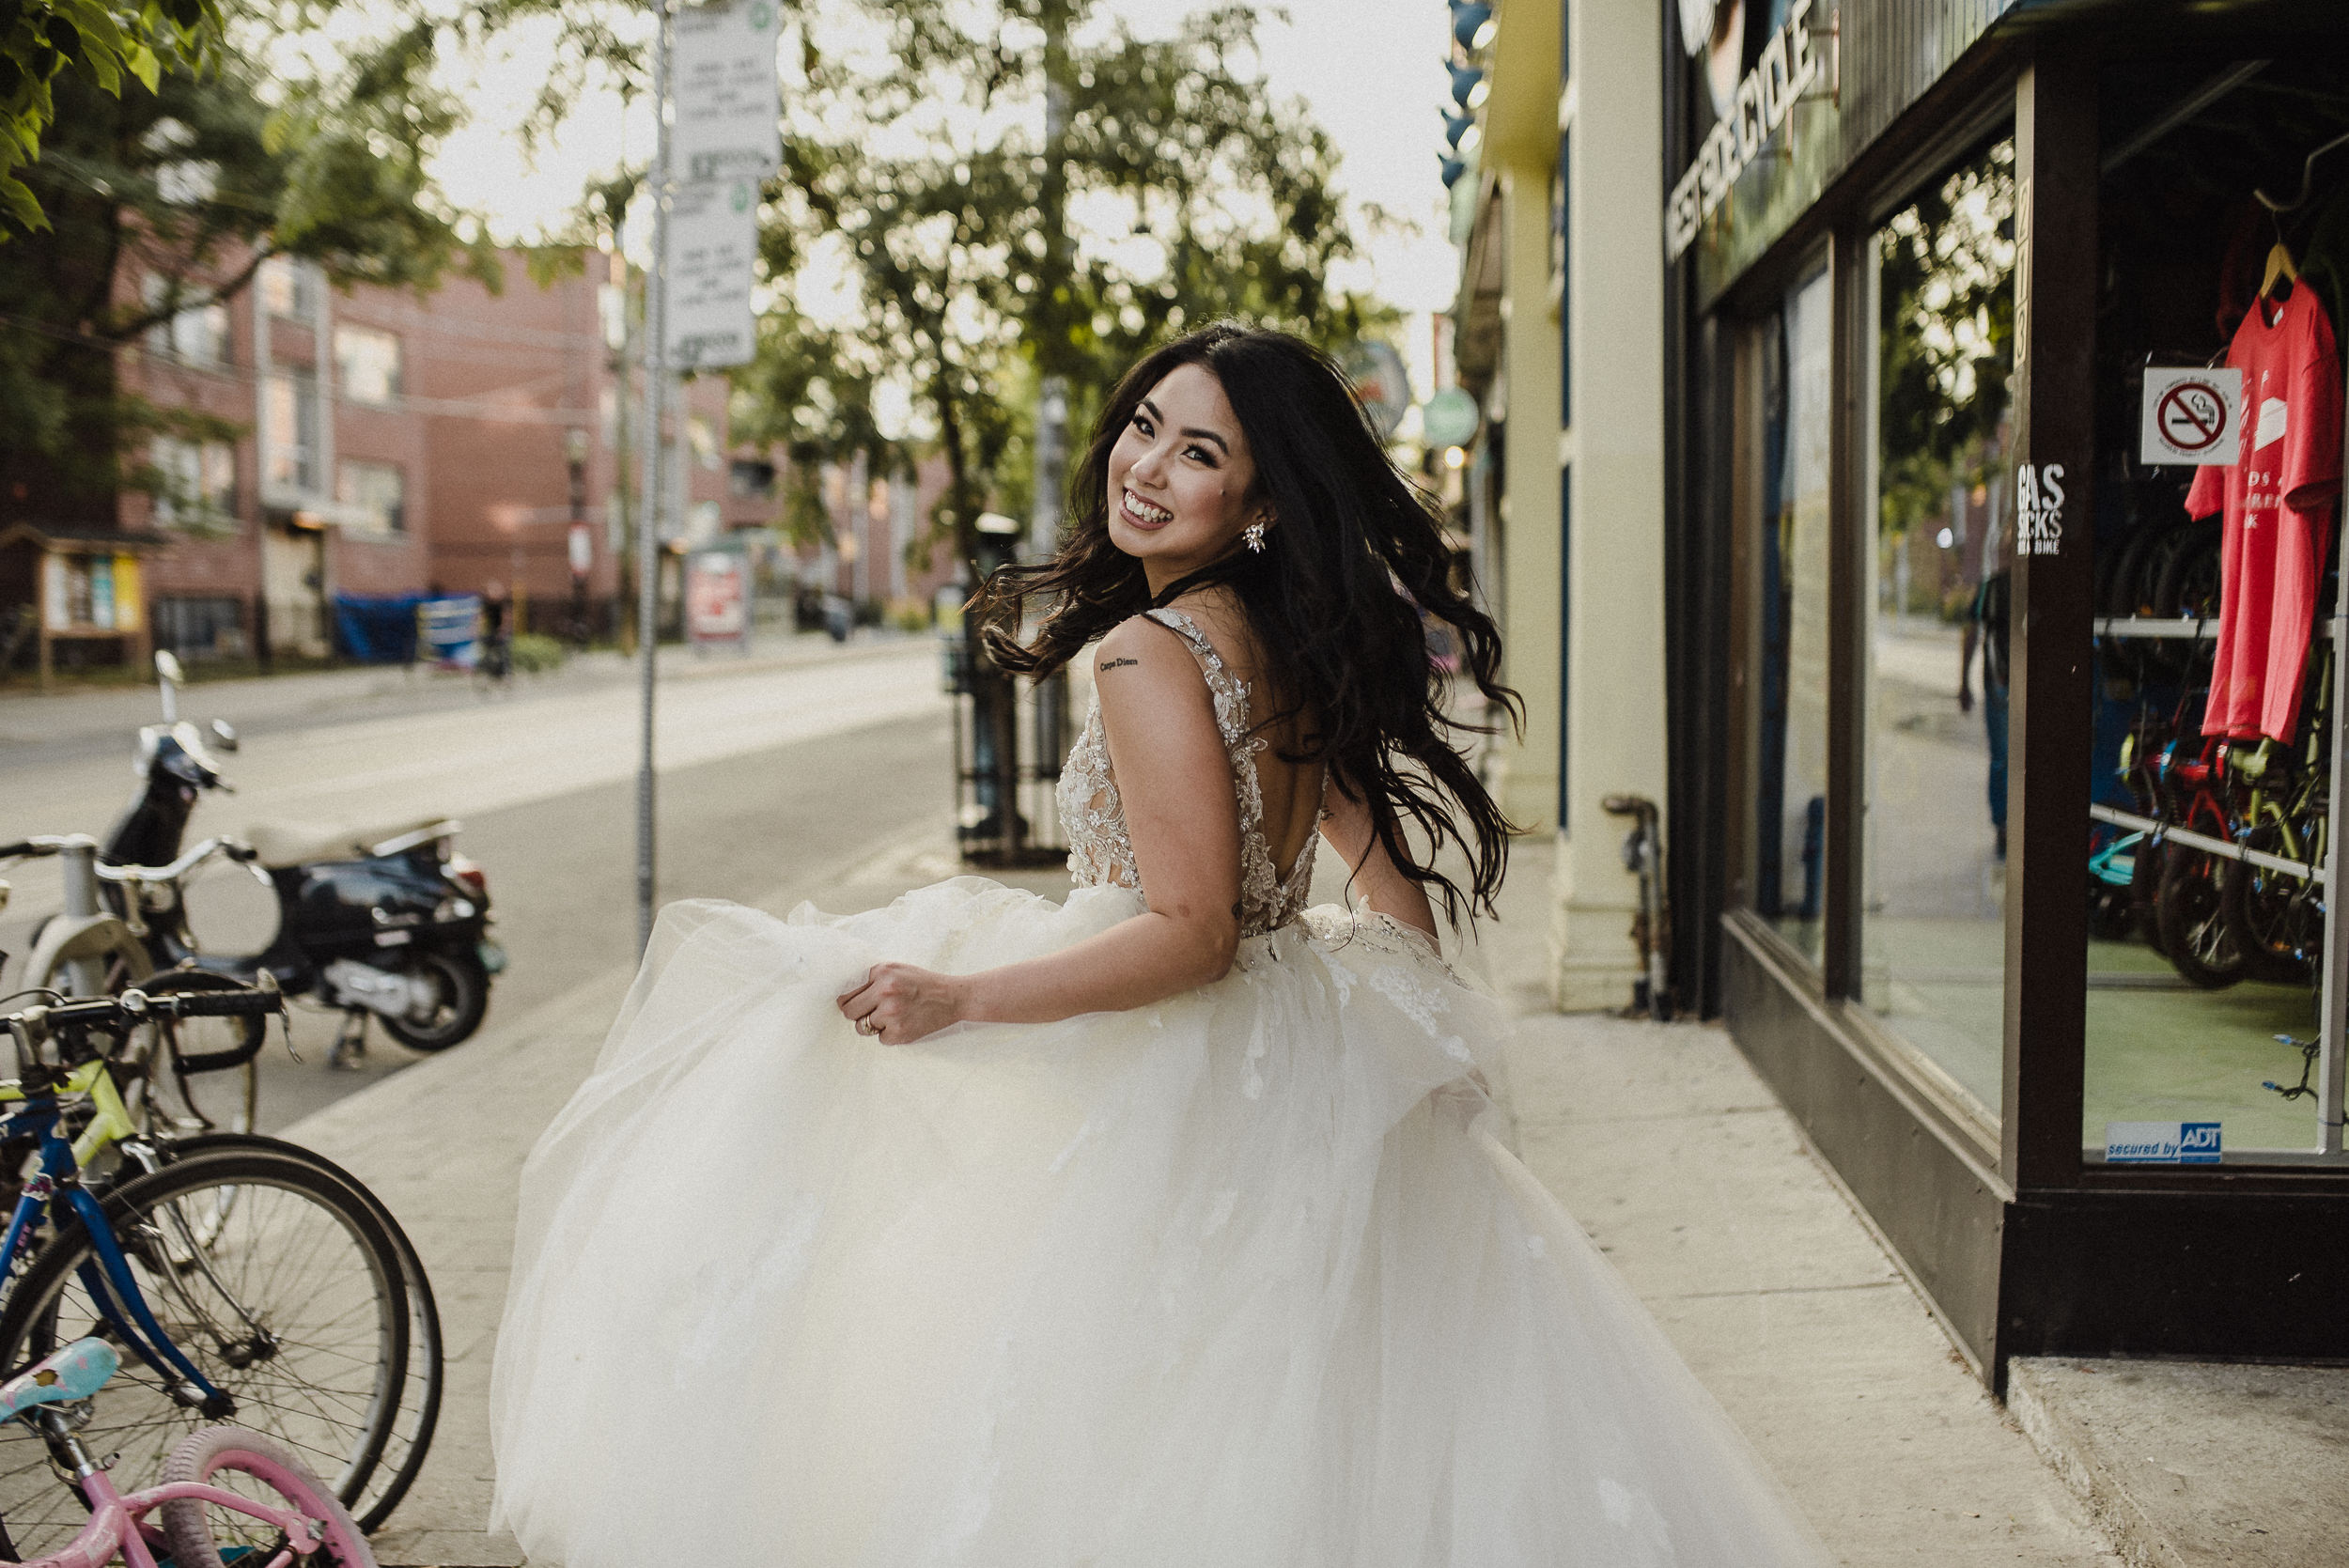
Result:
[275, 833, 2159, 1566]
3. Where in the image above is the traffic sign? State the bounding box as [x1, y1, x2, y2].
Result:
[1344, 341, 1411, 439]
[1422, 386, 1481, 450]
[2139, 365, 2241, 466]
[672, 0, 782, 181]
[664, 177, 761, 368]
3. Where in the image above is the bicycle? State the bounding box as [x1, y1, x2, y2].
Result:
[0, 1334, 371, 1567]
[0, 839, 443, 1525]
[0, 990, 417, 1560]
[0, 838, 253, 1138]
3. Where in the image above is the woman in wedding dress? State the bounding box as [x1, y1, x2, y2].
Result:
[490, 323, 1828, 1567]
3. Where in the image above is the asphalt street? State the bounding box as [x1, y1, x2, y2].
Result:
[0, 640, 955, 1128]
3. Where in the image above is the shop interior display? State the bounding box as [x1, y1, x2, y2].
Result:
[2086, 56, 2349, 1151]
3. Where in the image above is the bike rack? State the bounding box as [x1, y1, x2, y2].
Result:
[2088, 802, 2326, 885]
[2093, 581, 2348, 1154]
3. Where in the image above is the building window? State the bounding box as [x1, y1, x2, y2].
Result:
[729, 458, 776, 499]
[258, 256, 319, 320]
[141, 274, 229, 365]
[1860, 134, 2016, 1123]
[149, 437, 237, 527]
[334, 326, 403, 405]
[265, 371, 320, 491]
[152, 597, 248, 660]
[1744, 256, 1835, 970]
[336, 459, 406, 534]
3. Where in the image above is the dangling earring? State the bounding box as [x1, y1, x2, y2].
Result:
[1243, 520, 1268, 554]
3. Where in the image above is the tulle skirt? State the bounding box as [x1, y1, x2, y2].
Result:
[489, 878, 1828, 1567]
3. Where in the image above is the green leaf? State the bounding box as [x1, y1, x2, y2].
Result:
[0, 167, 46, 231]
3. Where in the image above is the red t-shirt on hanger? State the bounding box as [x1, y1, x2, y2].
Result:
[2189, 284, 2343, 744]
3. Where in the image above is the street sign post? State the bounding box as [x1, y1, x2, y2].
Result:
[664, 176, 762, 370]
[671, 0, 783, 181]
[638, 0, 783, 953]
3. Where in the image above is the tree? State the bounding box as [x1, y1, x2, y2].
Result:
[1875, 137, 2015, 569]
[729, 0, 1381, 579]
[1, 0, 226, 230]
[0, 16, 500, 521]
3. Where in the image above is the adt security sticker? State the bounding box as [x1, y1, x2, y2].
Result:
[2139, 367, 2242, 466]
[2106, 1121, 2222, 1164]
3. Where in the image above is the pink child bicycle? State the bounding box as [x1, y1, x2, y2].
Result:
[0, 1337, 370, 1568]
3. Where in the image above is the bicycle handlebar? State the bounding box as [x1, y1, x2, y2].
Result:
[11, 986, 282, 1032]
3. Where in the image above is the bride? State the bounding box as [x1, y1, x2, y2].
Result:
[490, 323, 1828, 1566]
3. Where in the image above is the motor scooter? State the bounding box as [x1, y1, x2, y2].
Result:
[99, 653, 504, 1061]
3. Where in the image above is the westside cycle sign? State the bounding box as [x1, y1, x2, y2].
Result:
[2139, 365, 2242, 466]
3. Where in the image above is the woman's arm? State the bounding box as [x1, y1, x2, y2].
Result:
[1317, 777, 1439, 944]
[838, 616, 1243, 1044]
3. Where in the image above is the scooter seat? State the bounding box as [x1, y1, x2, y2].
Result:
[245, 817, 455, 867]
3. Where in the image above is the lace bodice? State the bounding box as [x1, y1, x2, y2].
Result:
[1058, 608, 1317, 938]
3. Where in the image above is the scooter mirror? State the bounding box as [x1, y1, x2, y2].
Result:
[210, 719, 240, 753]
[153, 650, 185, 686]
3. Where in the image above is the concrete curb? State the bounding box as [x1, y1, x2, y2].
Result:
[2007, 1361, 2185, 1568]
[2007, 1356, 2349, 1568]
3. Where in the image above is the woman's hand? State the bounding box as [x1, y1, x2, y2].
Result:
[837, 963, 967, 1045]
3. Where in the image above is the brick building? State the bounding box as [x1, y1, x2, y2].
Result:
[7, 243, 971, 680]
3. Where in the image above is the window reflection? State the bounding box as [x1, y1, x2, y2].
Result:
[1862, 138, 2016, 1120]
[1752, 260, 1835, 965]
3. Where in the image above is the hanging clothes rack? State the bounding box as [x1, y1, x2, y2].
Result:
[2255, 126, 2349, 213]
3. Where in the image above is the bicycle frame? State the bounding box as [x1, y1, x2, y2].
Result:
[39, 1465, 322, 1568]
[0, 1069, 226, 1416]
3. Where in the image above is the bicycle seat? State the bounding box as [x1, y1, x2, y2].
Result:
[245, 818, 455, 867]
[0, 1338, 117, 1421]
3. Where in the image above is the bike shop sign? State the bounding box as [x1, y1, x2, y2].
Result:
[1663, 0, 1827, 262]
[2139, 365, 2242, 466]
[2106, 1121, 2222, 1164]
[2013, 462, 2068, 556]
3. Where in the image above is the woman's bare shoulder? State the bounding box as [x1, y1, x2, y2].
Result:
[1155, 587, 1257, 666]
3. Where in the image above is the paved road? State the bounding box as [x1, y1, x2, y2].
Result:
[0, 642, 955, 1128]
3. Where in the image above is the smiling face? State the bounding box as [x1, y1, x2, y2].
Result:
[1105, 362, 1268, 593]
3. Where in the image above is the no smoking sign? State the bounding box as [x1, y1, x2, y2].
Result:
[2140, 365, 2242, 466]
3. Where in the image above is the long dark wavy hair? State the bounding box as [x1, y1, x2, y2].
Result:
[977, 321, 1521, 924]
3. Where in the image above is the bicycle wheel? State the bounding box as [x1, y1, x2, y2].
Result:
[159, 1424, 378, 1568]
[0, 1149, 405, 1560]
[2221, 821, 2317, 985]
[2156, 844, 2247, 989]
[163, 1133, 443, 1533]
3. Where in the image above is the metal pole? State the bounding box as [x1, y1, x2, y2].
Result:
[57, 835, 101, 997]
[2316, 381, 2349, 1157]
[636, 0, 674, 956]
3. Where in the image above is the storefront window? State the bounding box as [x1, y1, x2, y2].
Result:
[1749, 258, 1835, 966]
[2084, 61, 2349, 1163]
[1861, 137, 2015, 1119]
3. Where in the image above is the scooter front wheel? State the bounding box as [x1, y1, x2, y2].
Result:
[379, 948, 490, 1051]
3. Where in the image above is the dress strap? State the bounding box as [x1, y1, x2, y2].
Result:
[1142, 609, 1252, 744]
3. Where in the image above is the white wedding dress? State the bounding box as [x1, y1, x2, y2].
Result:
[490, 609, 1828, 1567]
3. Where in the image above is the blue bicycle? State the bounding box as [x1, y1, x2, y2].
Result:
[0, 990, 411, 1560]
